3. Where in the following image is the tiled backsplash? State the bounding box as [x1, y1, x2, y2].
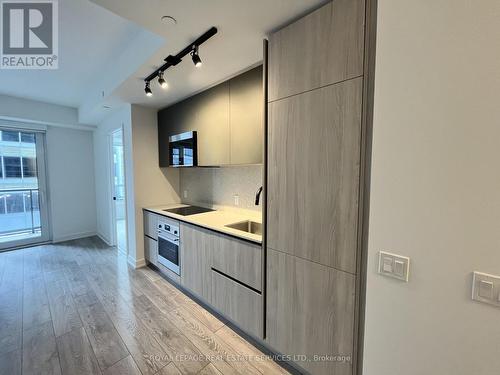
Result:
[179, 165, 263, 211]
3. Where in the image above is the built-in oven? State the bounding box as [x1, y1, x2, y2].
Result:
[157, 218, 180, 275]
[169, 131, 197, 167]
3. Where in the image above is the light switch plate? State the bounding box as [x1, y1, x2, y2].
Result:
[378, 251, 410, 282]
[472, 271, 500, 308]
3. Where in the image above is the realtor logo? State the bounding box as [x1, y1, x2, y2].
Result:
[1, 0, 58, 69]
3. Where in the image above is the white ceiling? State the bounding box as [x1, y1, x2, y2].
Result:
[92, 0, 327, 111]
[0, 0, 143, 108]
[0, 0, 327, 124]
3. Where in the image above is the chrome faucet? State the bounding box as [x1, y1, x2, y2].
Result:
[255, 186, 263, 205]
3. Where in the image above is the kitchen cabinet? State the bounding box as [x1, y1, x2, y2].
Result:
[180, 223, 213, 302]
[192, 82, 231, 166]
[158, 99, 196, 167]
[229, 66, 263, 165]
[143, 210, 159, 239]
[143, 210, 159, 266]
[144, 236, 158, 266]
[158, 67, 263, 167]
[178, 220, 264, 338]
[211, 233, 262, 291]
[267, 77, 362, 273]
[268, 0, 364, 101]
[143, 208, 265, 337]
[266, 0, 369, 374]
[266, 249, 355, 375]
[211, 270, 263, 338]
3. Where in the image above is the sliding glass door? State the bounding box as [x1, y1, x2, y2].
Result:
[0, 128, 50, 250]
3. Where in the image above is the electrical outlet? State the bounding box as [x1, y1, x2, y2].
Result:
[233, 195, 239, 206]
[472, 271, 500, 308]
[183, 190, 188, 199]
[378, 251, 410, 282]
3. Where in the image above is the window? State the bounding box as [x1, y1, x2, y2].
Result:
[23, 191, 39, 211]
[0, 157, 2, 178]
[1, 130, 20, 142]
[21, 132, 35, 143]
[22, 157, 37, 178]
[32, 191, 39, 210]
[0, 196, 5, 214]
[4, 156, 22, 178]
[6, 193, 24, 213]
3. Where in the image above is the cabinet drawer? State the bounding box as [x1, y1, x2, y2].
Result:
[144, 236, 158, 266]
[143, 211, 159, 239]
[211, 270, 263, 338]
[212, 234, 262, 291]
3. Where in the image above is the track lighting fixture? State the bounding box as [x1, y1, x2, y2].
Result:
[158, 71, 168, 89]
[191, 45, 202, 68]
[145, 81, 152, 97]
[143, 27, 217, 97]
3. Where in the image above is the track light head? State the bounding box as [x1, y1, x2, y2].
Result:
[191, 45, 202, 68]
[158, 71, 168, 89]
[145, 81, 153, 97]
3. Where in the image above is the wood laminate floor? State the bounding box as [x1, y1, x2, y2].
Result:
[0, 237, 289, 375]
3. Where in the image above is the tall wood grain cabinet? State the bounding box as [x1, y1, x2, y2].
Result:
[266, 0, 372, 374]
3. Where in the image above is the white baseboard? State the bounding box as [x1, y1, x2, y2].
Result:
[128, 256, 146, 269]
[96, 232, 112, 246]
[52, 231, 96, 243]
[118, 246, 127, 257]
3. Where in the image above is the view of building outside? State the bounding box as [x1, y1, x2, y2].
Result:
[0, 129, 41, 241]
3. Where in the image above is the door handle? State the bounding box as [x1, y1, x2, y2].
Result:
[113, 197, 117, 201]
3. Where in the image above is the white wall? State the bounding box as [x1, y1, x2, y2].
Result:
[93, 105, 132, 244]
[129, 104, 180, 266]
[46, 126, 97, 242]
[93, 104, 180, 267]
[363, 1, 500, 374]
[0, 94, 94, 129]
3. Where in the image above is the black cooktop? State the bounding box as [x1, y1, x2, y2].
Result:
[163, 206, 215, 216]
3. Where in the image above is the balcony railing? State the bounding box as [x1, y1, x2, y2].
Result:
[0, 188, 41, 237]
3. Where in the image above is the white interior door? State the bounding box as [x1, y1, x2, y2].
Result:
[110, 128, 127, 254]
[0, 128, 50, 251]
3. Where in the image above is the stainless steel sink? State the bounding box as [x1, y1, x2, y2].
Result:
[225, 220, 263, 235]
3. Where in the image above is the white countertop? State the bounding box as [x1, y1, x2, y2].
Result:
[144, 203, 263, 244]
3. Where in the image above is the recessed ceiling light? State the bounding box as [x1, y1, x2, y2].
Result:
[161, 15, 177, 25]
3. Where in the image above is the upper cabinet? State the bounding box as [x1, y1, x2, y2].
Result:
[158, 97, 197, 167]
[192, 82, 231, 166]
[158, 66, 263, 167]
[268, 0, 365, 102]
[229, 66, 263, 165]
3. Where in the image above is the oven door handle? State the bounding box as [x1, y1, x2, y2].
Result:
[159, 233, 180, 244]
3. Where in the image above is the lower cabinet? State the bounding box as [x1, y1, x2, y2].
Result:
[266, 248, 356, 375]
[180, 223, 213, 302]
[144, 236, 158, 266]
[211, 270, 263, 338]
[211, 234, 262, 291]
[143, 210, 159, 238]
[180, 222, 263, 338]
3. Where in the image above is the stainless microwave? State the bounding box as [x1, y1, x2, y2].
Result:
[169, 131, 197, 167]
